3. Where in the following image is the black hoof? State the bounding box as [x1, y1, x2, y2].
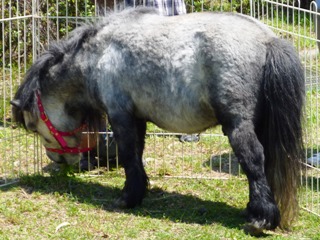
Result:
[245, 200, 280, 233]
[243, 222, 265, 236]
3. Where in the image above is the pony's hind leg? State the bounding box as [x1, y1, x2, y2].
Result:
[109, 113, 149, 208]
[225, 120, 280, 234]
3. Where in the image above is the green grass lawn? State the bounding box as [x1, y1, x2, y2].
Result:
[0, 171, 319, 240]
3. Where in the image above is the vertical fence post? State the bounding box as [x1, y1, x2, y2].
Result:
[32, 0, 37, 63]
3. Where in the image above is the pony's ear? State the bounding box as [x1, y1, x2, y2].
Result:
[10, 99, 21, 108]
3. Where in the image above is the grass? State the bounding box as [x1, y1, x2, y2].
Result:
[0, 171, 319, 239]
[0, 128, 46, 185]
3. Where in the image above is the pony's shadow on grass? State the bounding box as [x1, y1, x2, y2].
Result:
[0, 173, 248, 232]
[141, 187, 245, 230]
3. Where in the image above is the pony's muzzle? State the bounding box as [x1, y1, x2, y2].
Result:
[46, 151, 81, 166]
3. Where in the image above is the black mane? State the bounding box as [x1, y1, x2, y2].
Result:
[12, 22, 100, 129]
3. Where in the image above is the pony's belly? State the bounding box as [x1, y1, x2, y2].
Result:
[160, 123, 216, 134]
[150, 112, 218, 134]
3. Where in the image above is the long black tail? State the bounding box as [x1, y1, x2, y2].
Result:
[260, 37, 305, 229]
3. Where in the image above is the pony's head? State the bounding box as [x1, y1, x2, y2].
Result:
[11, 25, 103, 165]
[11, 89, 99, 165]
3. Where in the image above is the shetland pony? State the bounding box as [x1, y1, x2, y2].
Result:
[11, 8, 305, 233]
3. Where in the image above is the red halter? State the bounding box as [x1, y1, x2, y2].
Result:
[35, 90, 93, 154]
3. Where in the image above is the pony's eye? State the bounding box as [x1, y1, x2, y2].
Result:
[44, 137, 52, 144]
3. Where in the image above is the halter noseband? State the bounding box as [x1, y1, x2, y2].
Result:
[36, 90, 93, 154]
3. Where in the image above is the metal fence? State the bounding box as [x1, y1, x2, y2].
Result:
[0, 0, 319, 217]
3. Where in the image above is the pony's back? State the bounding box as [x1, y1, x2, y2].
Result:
[92, 10, 278, 133]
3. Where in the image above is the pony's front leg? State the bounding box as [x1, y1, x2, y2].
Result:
[226, 121, 280, 234]
[109, 114, 149, 208]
